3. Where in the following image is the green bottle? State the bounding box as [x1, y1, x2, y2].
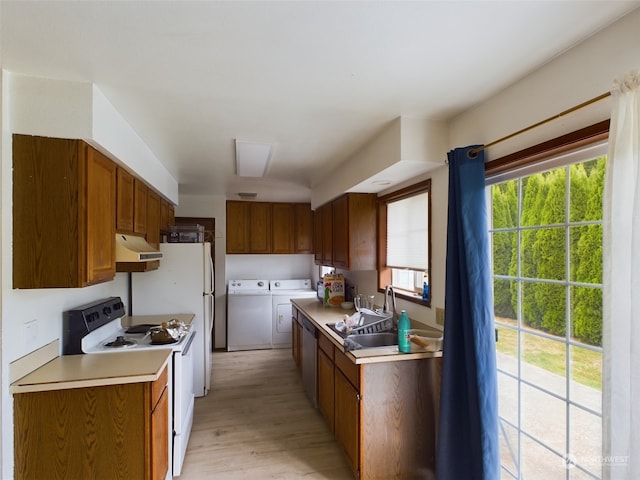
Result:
[397, 310, 411, 353]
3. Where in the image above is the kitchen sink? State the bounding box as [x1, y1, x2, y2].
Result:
[346, 332, 398, 348]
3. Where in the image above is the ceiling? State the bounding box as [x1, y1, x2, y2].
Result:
[2, 1, 639, 202]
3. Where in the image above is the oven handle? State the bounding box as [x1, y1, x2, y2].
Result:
[182, 331, 196, 356]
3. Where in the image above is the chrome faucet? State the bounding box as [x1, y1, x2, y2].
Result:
[383, 285, 397, 317]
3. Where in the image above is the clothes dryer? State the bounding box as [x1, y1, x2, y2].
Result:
[270, 279, 318, 348]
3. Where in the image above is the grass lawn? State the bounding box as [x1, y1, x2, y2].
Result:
[496, 317, 602, 390]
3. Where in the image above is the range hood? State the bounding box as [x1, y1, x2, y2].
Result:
[115, 234, 163, 262]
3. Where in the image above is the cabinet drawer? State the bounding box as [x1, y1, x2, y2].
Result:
[318, 332, 334, 360]
[151, 365, 168, 409]
[335, 349, 359, 388]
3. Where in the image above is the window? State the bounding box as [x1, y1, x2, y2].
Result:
[489, 144, 606, 479]
[378, 179, 431, 305]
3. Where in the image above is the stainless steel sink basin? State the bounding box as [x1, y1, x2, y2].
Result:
[346, 332, 398, 348]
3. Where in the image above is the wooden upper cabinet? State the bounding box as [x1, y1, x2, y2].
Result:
[227, 201, 312, 254]
[313, 209, 323, 263]
[321, 203, 333, 265]
[146, 191, 161, 248]
[85, 148, 118, 285]
[160, 199, 174, 233]
[315, 193, 376, 270]
[272, 203, 294, 254]
[332, 195, 349, 267]
[116, 168, 134, 233]
[226, 201, 250, 253]
[13, 135, 116, 288]
[249, 202, 272, 253]
[118, 173, 149, 236]
[133, 179, 148, 235]
[294, 203, 313, 253]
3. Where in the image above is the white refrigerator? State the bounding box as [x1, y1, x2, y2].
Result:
[132, 242, 214, 397]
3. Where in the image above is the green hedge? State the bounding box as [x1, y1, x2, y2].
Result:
[491, 157, 605, 347]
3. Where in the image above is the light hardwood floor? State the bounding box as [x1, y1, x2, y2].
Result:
[180, 349, 353, 479]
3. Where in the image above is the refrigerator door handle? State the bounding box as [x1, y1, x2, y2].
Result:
[203, 252, 214, 296]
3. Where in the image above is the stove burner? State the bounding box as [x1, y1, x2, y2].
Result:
[104, 336, 136, 348]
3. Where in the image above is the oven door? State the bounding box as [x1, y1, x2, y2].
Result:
[173, 331, 195, 476]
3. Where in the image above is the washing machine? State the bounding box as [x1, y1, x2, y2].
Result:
[227, 279, 272, 351]
[270, 279, 318, 348]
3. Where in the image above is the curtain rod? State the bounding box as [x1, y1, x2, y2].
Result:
[469, 91, 611, 157]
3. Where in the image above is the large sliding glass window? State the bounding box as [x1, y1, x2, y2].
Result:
[489, 145, 606, 479]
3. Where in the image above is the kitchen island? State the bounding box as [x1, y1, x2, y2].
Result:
[291, 298, 442, 480]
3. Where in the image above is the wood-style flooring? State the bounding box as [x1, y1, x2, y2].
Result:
[180, 348, 353, 479]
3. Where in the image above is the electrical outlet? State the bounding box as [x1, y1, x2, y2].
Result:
[436, 307, 445, 325]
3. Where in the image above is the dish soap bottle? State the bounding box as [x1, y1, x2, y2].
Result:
[422, 282, 430, 302]
[398, 310, 411, 353]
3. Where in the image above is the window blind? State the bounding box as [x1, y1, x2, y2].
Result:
[386, 192, 428, 270]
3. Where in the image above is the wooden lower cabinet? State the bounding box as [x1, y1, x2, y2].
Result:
[13, 367, 169, 480]
[317, 347, 335, 433]
[334, 368, 360, 476]
[309, 327, 441, 480]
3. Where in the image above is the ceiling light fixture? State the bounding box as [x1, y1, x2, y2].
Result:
[372, 180, 392, 186]
[235, 139, 272, 177]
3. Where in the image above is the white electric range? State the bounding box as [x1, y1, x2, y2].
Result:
[63, 297, 195, 477]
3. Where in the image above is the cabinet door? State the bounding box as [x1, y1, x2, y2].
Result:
[313, 209, 322, 264]
[146, 191, 161, 248]
[150, 387, 169, 480]
[272, 203, 294, 254]
[294, 203, 313, 253]
[134, 179, 148, 235]
[160, 199, 173, 233]
[116, 168, 134, 232]
[85, 147, 117, 286]
[332, 195, 349, 267]
[249, 202, 272, 253]
[346, 193, 377, 271]
[12, 135, 115, 289]
[226, 201, 250, 253]
[318, 348, 335, 433]
[335, 369, 360, 476]
[321, 203, 333, 265]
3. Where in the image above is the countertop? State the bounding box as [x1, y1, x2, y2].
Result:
[11, 313, 194, 395]
[291, 298, 443, 364]
[10, 349, 171, 394]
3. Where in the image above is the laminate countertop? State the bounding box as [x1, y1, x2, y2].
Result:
[10, 313, 194, 395]
[291, 298, 443, 365]
[10, 349, 171, 394]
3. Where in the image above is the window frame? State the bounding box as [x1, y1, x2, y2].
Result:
[487, 122, 609, 480]
[377, 178, 432, 307]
